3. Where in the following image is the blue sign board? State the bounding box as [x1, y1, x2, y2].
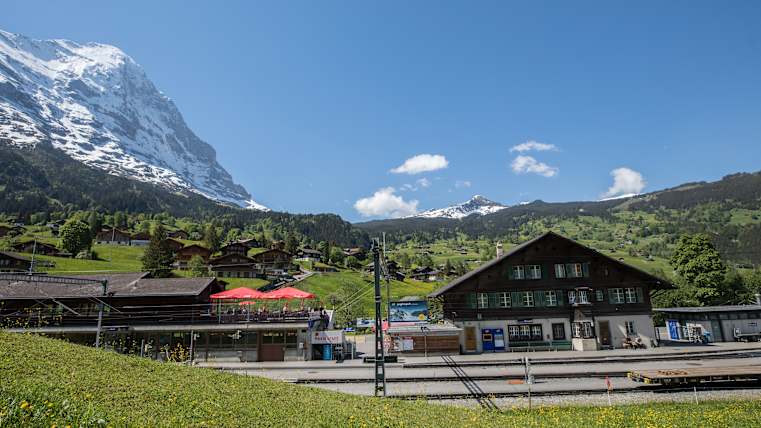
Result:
[667, 320, 680, 340]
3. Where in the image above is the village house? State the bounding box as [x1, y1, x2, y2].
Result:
[95, 227, 131, 245]
[219, 242, 249, 257]
[428, 232, 672, 353]
[130, 232, 151, 246]
[174, 244, 212, 269]
[165, 238, 185, 253]
[11, 241, 62, 256]
[235, 238, 261, 249]
[208, 253, 257, 278]
[251, 249, 294, 276]
[167, 230, 189, 240]
[0, 251, 32, 273]
[296, 248, 323, 263]
[0, 225, 24, 238]
[0, 272, 315, 362]
[410, 266, 441, 282]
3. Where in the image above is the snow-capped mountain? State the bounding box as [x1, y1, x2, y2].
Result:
[409, 195, 508, 219]
[0, 29, 268, 210]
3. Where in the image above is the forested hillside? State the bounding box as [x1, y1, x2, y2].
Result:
[0, 143, 368, 247]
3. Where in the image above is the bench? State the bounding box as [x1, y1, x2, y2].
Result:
[507, 341, 572, 352]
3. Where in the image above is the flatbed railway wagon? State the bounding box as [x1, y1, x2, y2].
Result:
[628, 366, 761, 385]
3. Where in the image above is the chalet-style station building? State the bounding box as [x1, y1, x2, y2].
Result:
[429, 232, 672, 352]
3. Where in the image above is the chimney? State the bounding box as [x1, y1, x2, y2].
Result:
[496, 241, 504, 258]
[755, 293, 761, 306]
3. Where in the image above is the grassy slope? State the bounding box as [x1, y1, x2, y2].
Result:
[296, 270, 438, 314]
[1, 333, 761, 427]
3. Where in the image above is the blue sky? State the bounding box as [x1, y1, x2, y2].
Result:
[3, 1, 761, 221]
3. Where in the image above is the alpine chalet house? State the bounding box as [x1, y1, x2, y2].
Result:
[174, 244, 212, 269]
[428, 232, 672, 353]
[208, 253, 258, 278]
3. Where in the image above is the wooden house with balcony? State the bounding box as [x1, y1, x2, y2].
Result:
[428, 232, 672, 353]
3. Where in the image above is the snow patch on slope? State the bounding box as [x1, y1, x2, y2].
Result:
[0, 28, 267, 210]
[408, 195, 507, 219]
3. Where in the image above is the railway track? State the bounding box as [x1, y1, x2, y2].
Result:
[391, 381, 761, 401]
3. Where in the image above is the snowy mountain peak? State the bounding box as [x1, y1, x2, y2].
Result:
[408, 195, 508, 219]
[0, 28, 268, 210]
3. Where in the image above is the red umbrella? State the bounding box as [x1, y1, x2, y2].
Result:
[210, 287, 266, 300]
[238, 300, 257, 306]
[262, 287, 316, 300]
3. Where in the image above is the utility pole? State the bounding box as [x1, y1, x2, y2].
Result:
[372, 240, 386, 396]
[28, 239, 37, 275]
[94, 279, 107, 349]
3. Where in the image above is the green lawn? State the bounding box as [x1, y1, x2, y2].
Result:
[2, 332, 761, 427]
[32, 244, 145, 274]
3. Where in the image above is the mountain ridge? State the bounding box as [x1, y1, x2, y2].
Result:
[406, 195, 507, 219]
[0, 28, 267, 210]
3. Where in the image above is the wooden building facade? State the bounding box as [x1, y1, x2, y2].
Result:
[429, 232, 672, 352]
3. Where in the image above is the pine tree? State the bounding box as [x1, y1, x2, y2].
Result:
[203, 223, 221, 252]
[141, 225, 174, 278]
[188, 255, 208, 277]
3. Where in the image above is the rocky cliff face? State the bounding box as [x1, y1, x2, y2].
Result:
[0, 29, 267, 210]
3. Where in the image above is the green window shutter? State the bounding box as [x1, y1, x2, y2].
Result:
[556, 289, 564, 306]
[466, 293, 476, 309]
[534, 290, 545, 307]
[565, 263, 574, 278]
[488, 293, 498, 308]
[511, 291, 522, 308]
[582, 262, 590, 277]
[636, 287, 644, 303]
[540, 264, 546, 280]
[507, 265, 514, 280]
[608, 289, 617, 304]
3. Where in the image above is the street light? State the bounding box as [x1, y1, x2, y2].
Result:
[420, 325, 430, 359]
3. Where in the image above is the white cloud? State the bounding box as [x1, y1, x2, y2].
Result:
[455, 180, 472, 188]
[354, 187, 419, 218]
[510, 140, 558, 153]
[601, 167, 646, 199]
[399, 178, 432, 192]
[390, 154, 449, 175]
[510, 155, 558, 177]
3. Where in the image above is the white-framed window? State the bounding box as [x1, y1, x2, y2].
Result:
[568, 290, 577, 304]
[522, 291, 534, 307]
[625, 288, 637, 303]
[571, 263, 583, 278]
[612, 288, 625, 304]
[513, 265, 525, 280]
[508, 325, 520, 340]
[477, 293, 489, 308]
[498, 292, 511, 308]
[519, 325, 531, 337]
[572, 321, 595, 339]
[554, 264, 566, 278]
[545, 290, 557, 306]
[578, 290, 589, 304]
[595, 289, 604, 302]
[531, 325, 542, 338]
[625, 321, 636, 335]
[528, 265, 542, 280]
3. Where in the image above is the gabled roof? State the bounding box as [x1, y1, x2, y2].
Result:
[428, 231, 673, 298]
[177, 243, 211, 252]
[0, 251, 31, 262]
[0, 272, 217, 299]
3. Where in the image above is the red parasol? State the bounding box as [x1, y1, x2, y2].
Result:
[261, 287, 316, 300]
[210, 287, 266, 300]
